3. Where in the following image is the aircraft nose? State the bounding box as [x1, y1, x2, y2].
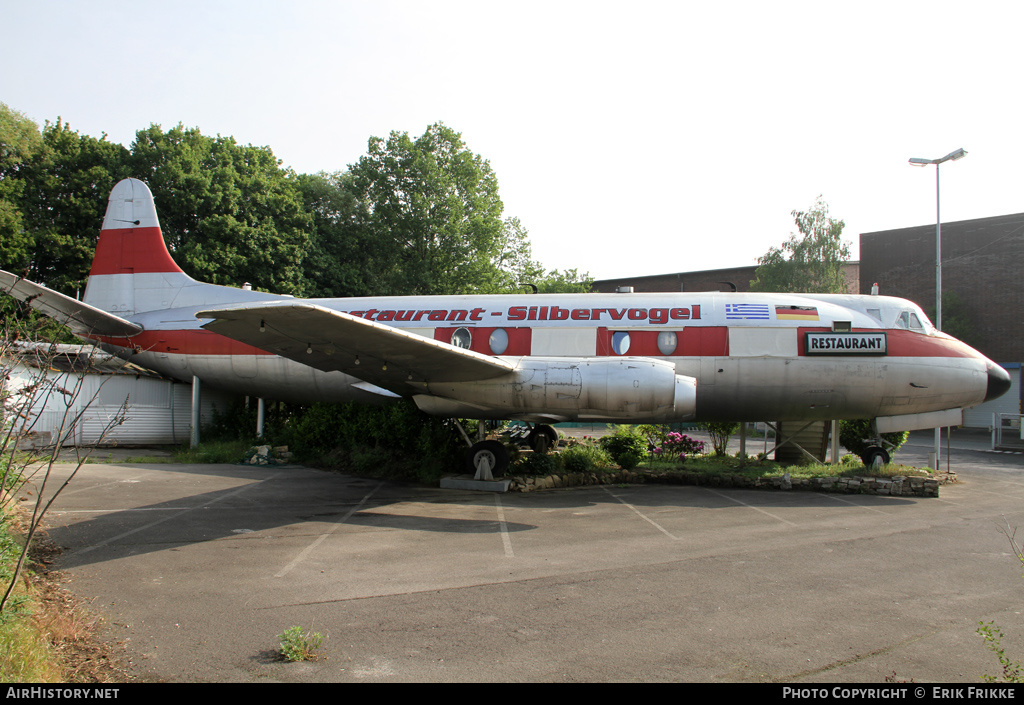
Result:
[986, 363, 1012, 402]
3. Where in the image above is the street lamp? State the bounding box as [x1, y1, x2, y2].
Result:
[909, 147, 967, 471]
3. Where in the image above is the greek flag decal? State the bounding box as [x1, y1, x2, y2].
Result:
[725, 303, 771, 320]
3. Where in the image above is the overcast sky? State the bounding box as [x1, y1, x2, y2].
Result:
[4, 0, 1022, 281]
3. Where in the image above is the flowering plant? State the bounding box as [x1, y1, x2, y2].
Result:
[653, 432, 705, 463]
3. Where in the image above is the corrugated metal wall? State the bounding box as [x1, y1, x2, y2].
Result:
[8, 363, 241, 445]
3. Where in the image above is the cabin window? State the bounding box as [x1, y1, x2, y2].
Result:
[866, 308, 882, 322]
[451, 327, 472, 349]
[488, 328, 509, 355]
[657, 331, 678, 355]
[611, 331, 631, 355]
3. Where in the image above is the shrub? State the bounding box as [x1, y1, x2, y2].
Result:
[515, 452, 561, 476]
[698, 422, 739, 456]
[838, 419, 908, 459]
[653, 432, 705, 463]
[560, 444, 614, 473]
[598, 425, 648, 466]
[617, 450, 642, 470]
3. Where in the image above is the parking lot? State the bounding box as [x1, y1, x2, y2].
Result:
[33, 430, 1024, 682]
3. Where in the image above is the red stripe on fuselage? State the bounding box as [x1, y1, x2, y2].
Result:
[797, 328, 985, 359]
[89, 227, 184, 275]
[90, 326, 985, 360]
[90, 329, 273, 356]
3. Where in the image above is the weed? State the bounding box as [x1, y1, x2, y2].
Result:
[975, 520, 1024, 683]
[278, 625, 326, 662]
[977, 621, 1023, 683]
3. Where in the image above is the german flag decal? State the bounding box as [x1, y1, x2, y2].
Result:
[775, 305, 819, 321]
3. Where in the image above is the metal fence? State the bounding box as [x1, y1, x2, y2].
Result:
[993, 413, 1024, 451]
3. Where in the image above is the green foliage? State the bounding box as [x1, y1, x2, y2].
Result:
[278, 625, 325, 662]
[598, 425, 649, 466]
[0, 104, 43, 279]
[978, 621, 1023, 683]
[173, 440, 255, 465]
[129, 124, 313, 296]
[0, 515, 28, 625]
[699, 422, 739, 456]
[532, 267, 594, 294]
[277, 400, 464, 483]
[2, 119, 129, 296]
[515, 451, 562, 476]
[750, 196, 851, 294]
[559, 444, 614, 473]
[654, 431, 706, 462]
[295, 171, 377, 297]
[616, 450, 642, 470]
[838, 419, 908, 458]
[348, 122, 528, 296]
[0, 103, 43, 171]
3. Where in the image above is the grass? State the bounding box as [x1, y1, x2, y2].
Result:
[0, 506, 70, 682]
[171, 439, 256, 464]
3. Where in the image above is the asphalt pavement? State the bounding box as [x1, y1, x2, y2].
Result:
[28, 429, 1024, 683]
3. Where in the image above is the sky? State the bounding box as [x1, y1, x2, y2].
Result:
[3, 0, 1023, 281]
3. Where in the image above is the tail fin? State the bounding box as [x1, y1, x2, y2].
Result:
[82, 178, 283, 318]
[83, 178, 194, 315]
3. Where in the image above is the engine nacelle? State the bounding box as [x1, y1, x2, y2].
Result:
[412, 356, 697, 422]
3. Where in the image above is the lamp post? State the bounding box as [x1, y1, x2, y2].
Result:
[909, 147, 967, 471]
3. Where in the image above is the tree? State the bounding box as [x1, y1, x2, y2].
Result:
[929, 290, 980, 349]
[2, 118, 128, 296]
[750, 196, 851, 294]
[347, 123, 514, 296]
[0, 104, 43, 284]
[128, 124, 313, 296]
[295, 171, 378, 298]
[533, 267, 594, 294]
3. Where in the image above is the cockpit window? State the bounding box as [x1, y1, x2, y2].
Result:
[895, 309, 926, 331]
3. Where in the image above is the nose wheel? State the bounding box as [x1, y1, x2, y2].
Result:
[860, 445, 890, 469]
[466, 440, 510, 479]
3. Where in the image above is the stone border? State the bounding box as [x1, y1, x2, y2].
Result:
[507, 468, 956, 497]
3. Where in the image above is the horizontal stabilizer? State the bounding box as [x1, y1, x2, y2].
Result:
[197, 302, 517, 395]
[0, 270, 142, 338]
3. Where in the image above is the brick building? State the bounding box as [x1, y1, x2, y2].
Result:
[859, 213, 1024, 364]
[859, 212, 1024, 428]
[594, 263, 860, 294]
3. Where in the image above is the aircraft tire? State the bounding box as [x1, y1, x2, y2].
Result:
[527, 425, 559, 454]
[466, 440, 510, 477]
[861, 446, 890, 469]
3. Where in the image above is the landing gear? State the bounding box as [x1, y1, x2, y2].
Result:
[527, 424, 559, 454]
[860, 445, 890, 469]
[465, 439, 510, 478]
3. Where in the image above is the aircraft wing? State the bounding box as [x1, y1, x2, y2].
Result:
[0, 269, 143, 338]
[197, 302, 517, 395]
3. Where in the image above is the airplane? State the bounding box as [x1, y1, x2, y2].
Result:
[0, 178, 1012, 475]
